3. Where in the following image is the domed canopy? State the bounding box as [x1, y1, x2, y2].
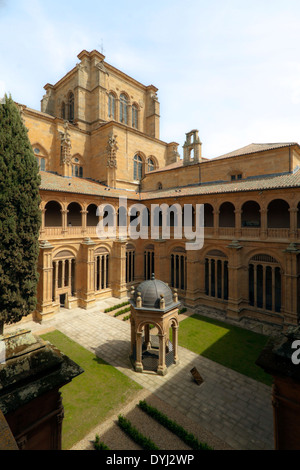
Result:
[133, 275, 176, 310]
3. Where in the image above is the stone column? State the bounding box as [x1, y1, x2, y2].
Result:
[111, 240, 128, 298]
[235, 209, 242, 238]
[81, 209, 87, 236]
[135, 331, 143, 373]
[78, 237, 96, 309]
[157, 333, 167, 376]
[172, 325, 179, 364]
[226, 240, 244, 320]
[260, 208, 267, 239]
[283, 244, 300, 327]
[289, 207, 298, 241]
[36, 241, 56, 321]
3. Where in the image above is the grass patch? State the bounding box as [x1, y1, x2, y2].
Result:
[41, 330, 142, 450]
[178, 314, 272, 386]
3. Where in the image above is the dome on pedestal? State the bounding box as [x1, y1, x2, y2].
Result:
[133, 274, 175, 310]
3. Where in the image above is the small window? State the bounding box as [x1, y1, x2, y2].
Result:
[237, 174, 242, 180]
[231, 175, 236, 181]
[158, 182, 163, 190]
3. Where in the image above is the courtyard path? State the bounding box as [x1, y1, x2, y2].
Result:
[5, 300, 274, 450]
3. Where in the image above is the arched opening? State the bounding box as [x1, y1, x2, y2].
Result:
[45, 201, 62, 227]
[219, 202, 235, 227]
[170, 247, 186, 291]
[52, 250, 76, 307]
[87, 204, 98, 226]
[205, 250, 228, 300]
[144, 244, 155, 280]
[126, 244, 135, 283]
[267, 199, 290, 228]
[120, 93, 128, 124]
[242, 201, 261, 227]
[248, 254, 281, 313]
[67, 202, 82, 227]
[133, 154, 143, 181]
[94, 247, 110, 291]
[68, 92, 75, 123]
[132, 104, 138, 129]
[147, 158, 155, 172]
[61, 102, 66, 120]
[108, 93, 116, 119]
[204, 203, 214, 227]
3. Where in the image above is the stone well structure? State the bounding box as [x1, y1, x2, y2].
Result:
[129, 275, 180, 376]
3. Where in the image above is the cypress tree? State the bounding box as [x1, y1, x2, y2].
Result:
[0, 95, 41, 333]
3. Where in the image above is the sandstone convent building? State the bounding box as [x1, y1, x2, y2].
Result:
[17, 49, 300, 330]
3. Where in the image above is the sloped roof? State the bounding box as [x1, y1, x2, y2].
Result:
[140, 168, 300, 200]
[40, 172, 139, 199]
[212, 143, 299, 161]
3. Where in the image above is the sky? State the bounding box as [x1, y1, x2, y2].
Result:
[1, 0, 300, 159]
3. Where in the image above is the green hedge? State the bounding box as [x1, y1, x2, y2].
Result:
[179, 308, 187, 314]
[117, 415, 159, 450]
[114, 306, 131, 317]
[122, 314, 131, 321]
[138, 400, 213, 450]
[104, 301, 130, 313]
[94, 434, 110, 450]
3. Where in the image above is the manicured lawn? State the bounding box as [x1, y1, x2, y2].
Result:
[41, 330, 142, 450]
[178, 314, 272, 386]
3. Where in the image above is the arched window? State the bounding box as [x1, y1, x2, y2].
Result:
[120, 94, 128, 124]
[267, 199, 290, 228]
[34, 146, 47, 171]
[170, 247, 186, 291]
[52, 250, 76, 304]
[94, 248, 110, 291]
[157, 182, 163, 190]
[248, 254, 281, 313]
[61, 102, 66, 120]
[126, 244, 135, 283]
[205, 250, 228, 300]
[219, 202, 235, 227]
[242, 201, 261, 227]
[67, 202, 82, 227]
[68, 92, 74, 123]
[134, 154, 143, 180]
[144, 245, 155, 280]
[132, 104, 138, 128]
[108, 93, 115, 119]
[204, 204, 214, 227]
[45, 201, 62, 227]
[147, 158, 155, 172]
[72, 156, 83, 178]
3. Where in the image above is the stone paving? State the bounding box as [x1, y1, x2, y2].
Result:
[5, 299, 274, 451]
